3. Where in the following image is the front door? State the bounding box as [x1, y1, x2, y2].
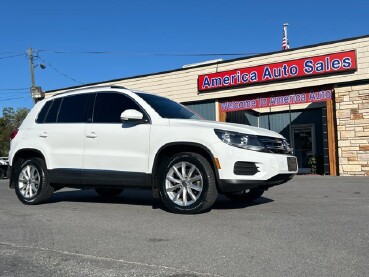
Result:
[292, 124, 315, 174]
[83, 92, 151, 187]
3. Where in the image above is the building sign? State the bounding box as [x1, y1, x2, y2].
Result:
[198, 50, 357, 92]
[220, 87, 333, 112]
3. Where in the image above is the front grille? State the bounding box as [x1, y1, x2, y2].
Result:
[234, 162, 259, 176]
[258, 136, 292, 154]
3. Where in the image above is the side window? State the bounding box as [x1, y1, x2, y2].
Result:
[36, 100, 52, 123]
[44, 98, 62, 123]
[93, 92, 143, 123]
[58, 94, 93, 123]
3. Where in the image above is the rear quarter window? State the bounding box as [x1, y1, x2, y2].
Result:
[36, 100, 53, 123]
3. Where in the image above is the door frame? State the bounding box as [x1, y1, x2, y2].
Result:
[291, 124, 316, 174]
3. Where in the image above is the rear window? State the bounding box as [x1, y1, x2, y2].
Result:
[58, 94, 93, 123]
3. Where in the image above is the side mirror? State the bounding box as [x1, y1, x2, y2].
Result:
[120, 109, 144, 122]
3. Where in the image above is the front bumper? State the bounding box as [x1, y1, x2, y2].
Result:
[218, 173, 295, 193]
[211, 141, 298, 193]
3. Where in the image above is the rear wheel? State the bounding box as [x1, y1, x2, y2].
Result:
[14, 158, 54, 204]
[95, 188, 123, 197]
[159, 152, 218, 214]
[224, 188, 264, 202]
[0, 168, 4, 179]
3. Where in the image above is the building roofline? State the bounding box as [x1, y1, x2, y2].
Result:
[46, 33, 369, 93]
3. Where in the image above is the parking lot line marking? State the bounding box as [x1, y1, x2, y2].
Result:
[0, 242, 223, 277]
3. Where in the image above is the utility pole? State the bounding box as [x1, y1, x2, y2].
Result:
[27, 48, 44, 104]
[27, 48, 36, 104]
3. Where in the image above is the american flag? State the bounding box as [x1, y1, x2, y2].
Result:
[282, 23, 290, 50]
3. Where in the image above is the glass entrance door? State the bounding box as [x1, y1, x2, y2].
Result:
[292, 125, 315, 174]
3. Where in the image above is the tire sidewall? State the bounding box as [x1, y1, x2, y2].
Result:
[159, 153, 212, 213]
[14, 158, 47, 204]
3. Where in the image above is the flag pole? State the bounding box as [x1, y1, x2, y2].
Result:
[282, 23, 290, 50]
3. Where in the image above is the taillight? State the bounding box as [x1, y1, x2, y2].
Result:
[10, 129, 18, 141]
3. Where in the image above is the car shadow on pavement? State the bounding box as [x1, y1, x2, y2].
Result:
[48, 189, 274, 212]
[212, 195, 274, 210]
[49, 189, 154, 207]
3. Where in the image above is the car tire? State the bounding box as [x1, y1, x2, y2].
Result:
[0, 168, 4, 179]
[224, 188, 264, 202]
[158, 152, 218, 214]
[95, 188, 123, 197]
[14, 158, 54, 205]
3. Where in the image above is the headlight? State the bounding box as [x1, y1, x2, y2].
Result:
[214, 129, 269, 152]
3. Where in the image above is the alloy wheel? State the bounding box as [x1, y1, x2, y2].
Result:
[165, 161, 203, 206]
[18, 165, 41, 199]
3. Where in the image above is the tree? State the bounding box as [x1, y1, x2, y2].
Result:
[0, 107, 30, 156]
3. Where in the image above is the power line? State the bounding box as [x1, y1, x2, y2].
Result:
[0, 53, 25, 60]
[37, 55, 84, 85]
[0, 91, 28, 95]
[38, 50, 260, 57]
[0, 88, 28, 91]
[0, 52, 22, 54]
[0, 96, 24, 102]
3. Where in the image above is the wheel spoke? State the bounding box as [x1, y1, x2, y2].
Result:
[166, 176, 181, 184]
[188, 175, 201, 183]
[21, 169, 29, 180]
[29, 185, 33, 197]
[30, 183, 38, 194]
[173, 166, 183, 180]
[174, 187, 183, 201]
[26, 166, 31, 180]
[167, 184, 181, 192]
[183, 188, 188, 206]
[31, 167, 39, 180]
[181, 162, 187, 179]
[190, 184, 202, 192]
[187, 165, 196, 179]
[187, 187, 197, 201]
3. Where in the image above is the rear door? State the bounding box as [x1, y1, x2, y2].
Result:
[35, 93, 94, 184]
[83, 92, 151, 187]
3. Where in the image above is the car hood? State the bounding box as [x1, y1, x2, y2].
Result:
[168, 119, 285, 139]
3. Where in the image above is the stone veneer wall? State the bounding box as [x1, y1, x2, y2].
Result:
[335, 84, 369, 176]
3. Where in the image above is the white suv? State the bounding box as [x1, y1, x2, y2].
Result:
[8, 86, 297, 214]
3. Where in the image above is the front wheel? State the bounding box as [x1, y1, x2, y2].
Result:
[158, 152, 218, 214]
[14, 158, 54, 204]
[224, 188, 264, 202]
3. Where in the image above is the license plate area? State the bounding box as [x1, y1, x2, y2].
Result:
[287, 157, 298, 171]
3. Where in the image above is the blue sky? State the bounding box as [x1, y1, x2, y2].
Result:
[1, 0, 368, 113]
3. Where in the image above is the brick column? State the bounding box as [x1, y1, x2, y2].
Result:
[335, 85, 369, 176]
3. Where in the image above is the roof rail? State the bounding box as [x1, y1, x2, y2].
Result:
[110, 85, 126, 89]
[52, 85, 124, 97]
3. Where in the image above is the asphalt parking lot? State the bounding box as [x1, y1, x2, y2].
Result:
[0, 176, 368, 277]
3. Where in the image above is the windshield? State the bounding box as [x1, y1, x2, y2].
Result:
[137, 93, 202, 120]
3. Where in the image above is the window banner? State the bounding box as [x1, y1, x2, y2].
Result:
[219, 87, 333, 112]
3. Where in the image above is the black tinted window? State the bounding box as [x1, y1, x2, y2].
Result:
[44, 98, 62, 123]
[36, 100, 52, 123]
[58, 94, 93, 123]
[93, 93, 142, 123]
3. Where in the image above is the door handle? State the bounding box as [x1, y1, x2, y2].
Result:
[86, 132, 97, 138]
[39, 132, 48, 138]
